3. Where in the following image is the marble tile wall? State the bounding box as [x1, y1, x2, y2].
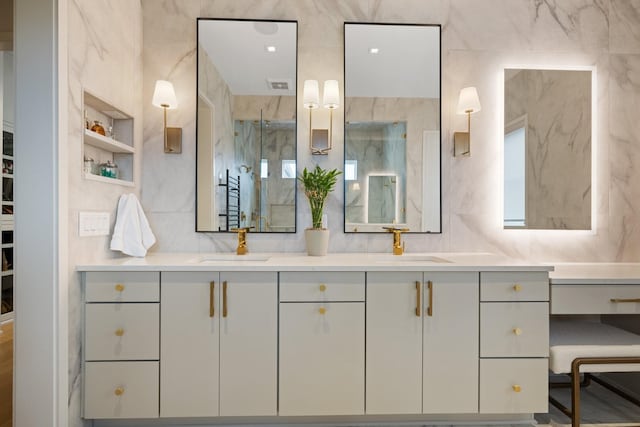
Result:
[141, 0, 640, 262]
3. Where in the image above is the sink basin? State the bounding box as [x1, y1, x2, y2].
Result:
[196, 254, 271, 262]
[374, 254, 451, 263]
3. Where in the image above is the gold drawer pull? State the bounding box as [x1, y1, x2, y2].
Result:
[223, 281, 228, 318]
[319, 284, 327, 292]
[114, 328, 125, 337]
[426, 281, 433, 317]
[319, 307, 326, 315]
[115, 283, 125, 292]
[513, 284, 522, 292]
[209, 281, 215, 317]
[512, 384, 521, 393]
[610, 298, 640, 303]
[415, 281, 421, 317]
[513, 327, 522, 336]
[114, 387, 125, 396]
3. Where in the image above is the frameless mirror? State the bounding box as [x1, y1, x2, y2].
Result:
[197, 19, 297, 232]
[344, 23, 441, 233]
[504, 68, 592, 230]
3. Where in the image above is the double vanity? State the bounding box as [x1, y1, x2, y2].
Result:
[78, 253, 551, 425]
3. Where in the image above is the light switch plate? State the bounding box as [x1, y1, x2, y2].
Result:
[79, 212, 110, 237]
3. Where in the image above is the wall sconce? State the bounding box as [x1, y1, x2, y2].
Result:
[303, 79, 339, 155]
[453, 86, 481, 157]
[152, 80, 182, 153]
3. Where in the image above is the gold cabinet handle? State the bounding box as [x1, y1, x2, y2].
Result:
[223, 281, 228, 318]
[513, 327, 522, 336]
[513, 284, 522, 292]
[512, 385, 521, 393]
[114, 328, 124, 337]
[319, 307, 326, 315]
[319, 284, 327, 292]
[415, 281, 421, 317]
[115, 283, 125, 292]
[209, 281, 215, 317]
[426, 280, 433, 317]
[610, 298, 640, 303]
[114, 387, 125, 396]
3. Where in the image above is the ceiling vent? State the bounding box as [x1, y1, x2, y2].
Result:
[267, 78, 291, 91]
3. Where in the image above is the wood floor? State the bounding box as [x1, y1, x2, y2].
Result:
[0, 321, 13, 427]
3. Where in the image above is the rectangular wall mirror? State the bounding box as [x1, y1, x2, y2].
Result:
[503, 68, 593, 230]
[197, 19, 297, 233]
[344, 23, 441, 233]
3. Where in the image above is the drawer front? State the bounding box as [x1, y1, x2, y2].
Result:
[85, 272, 159, 302]
[481, 302, 549, 357]
[552, 284, 640, 314]
[84, 361, 159, 419]
[279, 272, 365, 302]
[480, 358, 548, 414]
[481, 272, 549, 302]
[85, 303, 159, 361]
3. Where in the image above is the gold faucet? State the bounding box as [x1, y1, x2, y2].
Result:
[231, 226, 254, 255]
[383, 226, 409, 255]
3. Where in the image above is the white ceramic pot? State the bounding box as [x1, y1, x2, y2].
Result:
[305, 228, 330, 256]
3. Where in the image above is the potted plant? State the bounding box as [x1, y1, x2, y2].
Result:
[298, 165, 341, 256]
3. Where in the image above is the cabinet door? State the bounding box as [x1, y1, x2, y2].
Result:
[423, 272, 479, 413]
[160, 272, 219, 417]
[219, 272, 277, 416]
[279, 302, 365, 415]
[366, 272, 423, 414]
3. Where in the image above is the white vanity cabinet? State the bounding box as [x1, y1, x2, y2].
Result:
[83, 272, 160, 419]
[366, 271, 479, 415]
[278, 272, 365, 416]
[160, 271, 277, 418]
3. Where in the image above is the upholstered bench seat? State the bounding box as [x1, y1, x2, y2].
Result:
[550, 319, 640, 374]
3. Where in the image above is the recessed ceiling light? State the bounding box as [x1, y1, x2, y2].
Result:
[369, 47, 379, 54]
[266, 45, 277, 53]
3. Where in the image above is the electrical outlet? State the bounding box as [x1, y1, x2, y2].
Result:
[79, 212, 110, 237]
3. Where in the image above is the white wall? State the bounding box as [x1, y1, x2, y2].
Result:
[140, 0, 640, 262]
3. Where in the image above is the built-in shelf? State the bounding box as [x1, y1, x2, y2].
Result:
[83, 90, 135, 185]
[84, 129, 134, 154]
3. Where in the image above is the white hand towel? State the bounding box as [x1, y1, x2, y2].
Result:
[110, 193, 156, 257]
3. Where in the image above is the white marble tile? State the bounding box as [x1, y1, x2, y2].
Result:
[610, 0, 640, 54]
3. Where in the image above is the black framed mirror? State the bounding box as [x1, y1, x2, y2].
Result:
[343, 23, 441, 233]
[196, 18, 298, 233]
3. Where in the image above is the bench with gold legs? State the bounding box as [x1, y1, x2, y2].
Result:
[549, 319, 640, 427]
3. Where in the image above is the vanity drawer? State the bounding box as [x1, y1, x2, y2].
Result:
[84, 361, 159, 419]
[479, 358, 548, 414]
[480, 302, 549, 358]
[85, 272, 159, 302]
[279, 272, 365, 302]
[85, 303, 159, 361]
[480, 272, 549, 302]
[552, 284, 640, 314]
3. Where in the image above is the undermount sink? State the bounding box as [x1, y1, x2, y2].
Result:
[196, 254, 271, 262]
[374, 254, 452, 263]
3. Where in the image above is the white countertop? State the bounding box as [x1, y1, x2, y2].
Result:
[550, 262, 640, 284]
[76, 252, 554, 272]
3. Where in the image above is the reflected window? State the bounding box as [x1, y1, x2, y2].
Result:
[504, 121, 526, 227]
[261, 159, 269, 179]
[282, 160, 296, 179]
[345, 160, 357, 181]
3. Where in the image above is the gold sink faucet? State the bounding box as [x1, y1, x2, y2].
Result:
[231, 226, 254, 255]
[383, 226, 410, 255]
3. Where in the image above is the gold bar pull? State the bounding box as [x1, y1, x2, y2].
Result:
[415, 281, 421, 317]
[427, 280, 433, 317]
[209, 281, 215, 317]
[610, 298, 640, 303]
[223, 281, 228, 318]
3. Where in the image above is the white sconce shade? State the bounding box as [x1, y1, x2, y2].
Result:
[152, 80, 178, 109]
[323, 80, 340, 109]
[303, 80, 320, 109]
[456, 86, 481, 114]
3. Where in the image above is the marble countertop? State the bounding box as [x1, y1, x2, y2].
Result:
[76, 252, 553, 272]
[550, 262, 640, 284]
